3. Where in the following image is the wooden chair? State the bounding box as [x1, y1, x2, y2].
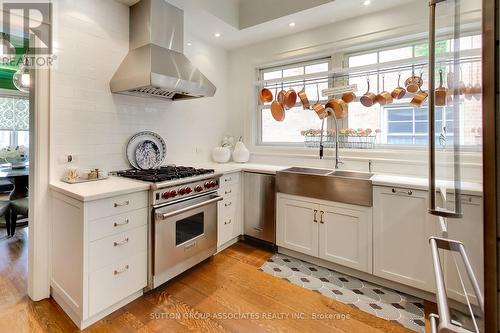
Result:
[9, 198, 28, 236]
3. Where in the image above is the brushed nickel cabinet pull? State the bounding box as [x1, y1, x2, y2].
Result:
[224, 219, 232, 225]
[114, 265, 129, 275]
[313, 210, 318, 223]
[225, 190, 232, 195]
[225, 177, 232, 182]
[114, 200, 130, 207]
[113, 238, 129, 246]
[320, 211, 324, 224]
[391, 188, 413, 196]
[114, 219, 129, 227]
[254, 227, 263, 232]
[225, 202, 232, 207]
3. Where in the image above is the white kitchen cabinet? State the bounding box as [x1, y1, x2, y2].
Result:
[50, 189, 148, 329]
[277, 194, 372, 273]
[319, 202, 372, 273]
[217, 172, 242, 249]
[444, 194, 484, 304]
[373, 186, 438, 293]
[277, 196, 319, 257]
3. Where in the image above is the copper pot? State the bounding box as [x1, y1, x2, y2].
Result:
[271, 88, 285, 122]
[325, 98, 348, 119]
[271, 100, 285, 122]
[312, 102, 328, 119]
[391, 74, 406, 100]
[375, 75, 393, 106]
[435, 70, 447, 107]
[258, 88, 273, 103]
[341, 91, 356, 103]
[410, 89, 428, 108]
[405, 70, 423, 94]
[277, 86, 286, 106]
[284, 88, 297, 109]
[360, 78, 377, 107]
[298, 85, 310, 109]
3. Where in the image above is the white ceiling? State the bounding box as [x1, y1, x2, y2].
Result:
[115, 0, 417, 50]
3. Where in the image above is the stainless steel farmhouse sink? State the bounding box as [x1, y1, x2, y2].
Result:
[276, 167, 374, 207]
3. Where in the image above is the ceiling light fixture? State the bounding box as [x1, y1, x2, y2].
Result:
[187, 42, 192, 46]
[214, 33, 221, 38]
[289, 22, 296, 27]
[363, 0, 371, 5]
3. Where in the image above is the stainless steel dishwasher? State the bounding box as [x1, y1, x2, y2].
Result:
[243, 172, 275, 244]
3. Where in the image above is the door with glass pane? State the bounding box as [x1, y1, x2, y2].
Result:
[428, 0, 483, 331]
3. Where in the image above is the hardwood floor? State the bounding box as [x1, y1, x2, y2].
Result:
[0, 230, 424, 332]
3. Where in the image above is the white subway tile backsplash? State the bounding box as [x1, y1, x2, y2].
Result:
[51, 0, 229, 179]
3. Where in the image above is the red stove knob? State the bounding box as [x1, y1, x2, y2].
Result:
[186, 187, 193, 194]
[169, 190, 177, 198]
[179, 188, 187, 195]
[162, 192, 170, 199]
[209, 181, 217, 188]
[204, 182, 210, 189]
[195, 185, 203, 192]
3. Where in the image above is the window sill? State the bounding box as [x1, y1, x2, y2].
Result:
[250, 144, 482, 166]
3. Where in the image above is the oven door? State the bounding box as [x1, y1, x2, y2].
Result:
[153, 193, 221, 286]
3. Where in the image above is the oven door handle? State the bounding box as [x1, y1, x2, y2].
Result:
[156, 196, 223, 220]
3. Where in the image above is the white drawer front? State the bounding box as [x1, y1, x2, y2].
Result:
[219, 196, 237, 218]
[89, 208, 147, 242]
[87, 191, 148, 221]
[89, 251, 146, 316]
[89, 225, 147, 272]
[218, 184, 239, 198]
[221, 172, 240, 188]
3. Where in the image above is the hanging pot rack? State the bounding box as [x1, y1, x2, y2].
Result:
[256, 48, 481, 89]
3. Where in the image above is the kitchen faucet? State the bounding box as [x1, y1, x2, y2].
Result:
[321, 108, 343, 169]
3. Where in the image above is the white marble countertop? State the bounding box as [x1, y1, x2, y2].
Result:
[50, 163, 483, 201]
[370, 174, 483, 196]
[210, 163, 483, 196]
[50, 177, 150, 202]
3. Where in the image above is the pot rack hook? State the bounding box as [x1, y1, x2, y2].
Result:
[397, 72, 402, 87]
[316, 84, 321, 104]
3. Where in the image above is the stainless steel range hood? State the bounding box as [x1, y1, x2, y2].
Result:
[110, 0, 216, 100]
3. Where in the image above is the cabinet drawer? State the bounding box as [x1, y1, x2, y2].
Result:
[219, 196, 237, 218]
[220, 172, 240, 188]
[218, 184, 239, 198]
[89, 225, 147, 272]
[89, 208, 147, 242]
[89, 251, 146, 317]
[87, 191, 148, 221]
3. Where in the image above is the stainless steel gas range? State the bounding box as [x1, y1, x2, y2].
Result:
[112, 166, 222, 289]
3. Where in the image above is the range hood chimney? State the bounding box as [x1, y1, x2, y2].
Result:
[110, 0, 216, 100]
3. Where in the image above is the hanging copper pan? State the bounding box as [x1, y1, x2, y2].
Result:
[298, 84, 310, 109]
[375, 75, 393, 106]
[405, 69, 423, 94]
[258, 87, 273, 103]
[284, 86, 297, 109]
[360, 78, 377, 107]
[341, 91, 356, 103]
[312, 84, 328, 119]
[277, 85, 286, 106]
[435, 69, 447, 107]
[325, 98, 348, 119]
[271, 88, 285, 122]
[410, 88, 428, 108]
[391, 73, 406, 100]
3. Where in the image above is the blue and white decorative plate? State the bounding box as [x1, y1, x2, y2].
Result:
[135, 140, 161, 170]
[126, 131, 166, 169]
